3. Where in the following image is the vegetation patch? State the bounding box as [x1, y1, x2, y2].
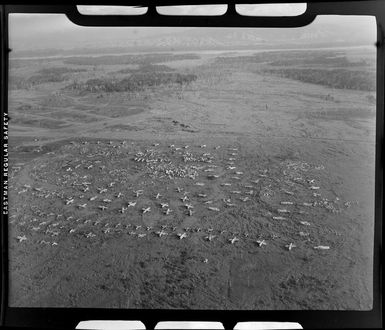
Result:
[63, 53, 200, 66]
[263, 68, 375, 91]
[65, 72, 197, 93]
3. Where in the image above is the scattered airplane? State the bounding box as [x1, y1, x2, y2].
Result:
[235, 171, 243, 175]
[164, 208, 172, 215]
[240, 197, 250, 202]
[103, 199, 112, 203]
[69, 229, 76, 233]
[133, 190, 143, 197]
[245, 190, 254, 195]
[120, 207, 127, 214]
[155, 193, 162, 199]
[176, 187, 183, 193]
[206, 234, 216, 241]
[117, 192, 123, 198]
[78, 203, 87, 209]
[273, 216, 286, 220]
[229, 237, 239, 244]
[160, 203, 169, 208]
[177, 232, 187, 240]
[155, 230, 168, 237]
[309, 186, 320, 190]
[227, 166, 236, 170]
[198, 193, 207, 198]
[286, 243, 296, 251]
[208, 207, 220, 212]
[300, 221, 311, 226]
[280, 201, 293, 205]
[256, 239, 267, 247]
[98, 205, 108, 210]
[314, 245, 330, 250]
[137, 234, 147, 238]
[97, 188, 107, 194]
[187, 209, 194, 216]
[185, 204, 194, 210]
[127, 201, 137, 207]
[180, 196, 189, 202]
[195, 182, 205, 186]
[142, 207, 151, 214]
[66, 198, 74, 205]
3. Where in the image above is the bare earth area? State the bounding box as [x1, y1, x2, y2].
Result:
[8, 48, 375, 309]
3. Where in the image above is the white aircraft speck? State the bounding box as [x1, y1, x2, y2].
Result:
[97, 188, 107, 193]
[137, 234, 147, 238]
[198, 193, 207, 198]
[231, 176, 241, 180]
[69, 228, 76, 233]
[160, 203, 169, 208]
[156, 230, 168, 237]
[280, 201, 293, 205]
[240, 197, 250, 202]
[251, 179, 260, 184]
[200, 145, 206, 148]
[32, 227, 40, 231]
[228, 158, 236, 161]
[185, 204, 194, 210]
[300, 221, 311, 226]
[286, 243, 296, 251]
[155, 193, 162, 199]
[309, 186, 320, 190]
[314, 245, 330, 250]
[187, 209, 194, 216]
[120, 207, 127, 214]
[109, 182, 116, 187]
[206, 234, 216, 241]
[204, 169, 214, 172]
[142, 207, 151, 214]
[229, 237, 239, 244]
[78, 203, 87, 209]
[195, 182, 205, 186]
[181, 196, 189, 202]
[127, 201, 137, 207]
[86, 232, 96, 238]
[103, 199, 112, 203]
[177, 232, 187, 240]
[176, 187, 183, 193]
[52, 242, 58, 246]
[164, 208, 172, 215]
[134, 190, 143, 197]
[117, 192, 123, 198]
[221, 183, 232, 186]
[256, 239, 267, 247]
[90, 196, 97, 201]
[208, 207, 220, 211]
[273, 216, 286, 220]
[66, 198, 74, 205]
[98, 205, 108, 210]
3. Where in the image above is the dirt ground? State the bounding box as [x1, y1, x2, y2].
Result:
[7, 48, 375, 310]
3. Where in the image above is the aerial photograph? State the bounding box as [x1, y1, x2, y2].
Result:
[7, 7, 376, 310]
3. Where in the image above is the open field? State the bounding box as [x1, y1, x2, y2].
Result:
[8, 47, 375, 309]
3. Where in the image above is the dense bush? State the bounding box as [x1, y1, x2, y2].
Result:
[115, 64, 176, 74]
[64, 53, 200, 66]
[264, 68, 375, 91]
[66, 72, 197, 93]
[9, 67, 86, 89]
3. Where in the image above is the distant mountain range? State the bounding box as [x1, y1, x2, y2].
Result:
[10, 15, 376, 58]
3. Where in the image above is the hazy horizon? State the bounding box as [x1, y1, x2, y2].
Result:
[9, 12, 376, 56]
